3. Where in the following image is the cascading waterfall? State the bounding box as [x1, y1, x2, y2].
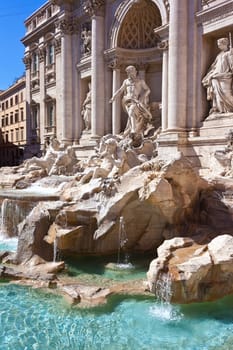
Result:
[155, 272, 172, 303]
[0, 198, 34, 238]
[0, 199, 9, 237]
[53, 210, 67, 262]
[150, 272, 181, 321]
[116, 216, 134, 269]
[0, 199, 22, 237]
[53, 237, 58, 262]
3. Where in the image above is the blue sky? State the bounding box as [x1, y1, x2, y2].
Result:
[0, 1, 47, 90]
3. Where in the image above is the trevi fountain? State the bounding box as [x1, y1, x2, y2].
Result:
[1, 0, 233, 349]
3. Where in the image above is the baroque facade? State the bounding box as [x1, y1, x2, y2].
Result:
[22, 0, 233, 167]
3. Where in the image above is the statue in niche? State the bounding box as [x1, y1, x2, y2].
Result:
[109, 65, 153, 136]
[81, 82, 92, 130]
[81, 28, 91, 55]
[202, 37, 233, 115]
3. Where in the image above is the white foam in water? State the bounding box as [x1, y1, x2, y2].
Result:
[149, 302, 183, 321]
[149, 272, 183, 321]
[115, 262, 135, 270]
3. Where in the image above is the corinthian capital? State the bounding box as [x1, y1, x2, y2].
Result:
[83, 0, 105, 17]
[56, 16, 79, 35]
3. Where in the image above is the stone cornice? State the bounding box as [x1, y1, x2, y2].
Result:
[196, 0, 233, 25]
[104, 47, 162, 68]
[82, 0, 105, 17]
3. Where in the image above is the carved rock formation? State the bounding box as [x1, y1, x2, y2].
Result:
[147, 234, 233, 303]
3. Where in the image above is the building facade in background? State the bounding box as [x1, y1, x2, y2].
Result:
[0, 77, 28, 166]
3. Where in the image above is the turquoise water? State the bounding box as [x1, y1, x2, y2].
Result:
[0, 284, 233, 349]
[0, 238, 18, 252]
[65, 255, 148, 281]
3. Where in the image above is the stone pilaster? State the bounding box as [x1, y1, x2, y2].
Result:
[39, 45, 46, 143]
[109, 58, 122, 135]
[167, 0, 188, 131]
[158, 40, 169, 130]
[84, 1, 105, 138]
[23, 55, 32, 146]
[56, 16, 79, 145]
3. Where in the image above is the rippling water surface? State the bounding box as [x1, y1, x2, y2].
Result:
[0, 284, 233, 350]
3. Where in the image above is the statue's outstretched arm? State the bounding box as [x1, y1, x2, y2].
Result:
[109, 81, 125, 103]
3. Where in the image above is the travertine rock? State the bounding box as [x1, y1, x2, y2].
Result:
[147, 234, 233, 303]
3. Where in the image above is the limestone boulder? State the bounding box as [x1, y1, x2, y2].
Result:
[147, 234, 233, 303]
[16, 203, 53, 263]
[60, 284, 111, 306]
[92, 154, 208, 254]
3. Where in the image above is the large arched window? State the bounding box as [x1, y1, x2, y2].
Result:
[118, 0, 162, 49]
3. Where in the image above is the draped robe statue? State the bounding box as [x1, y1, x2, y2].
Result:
[202, 37, 233, 115]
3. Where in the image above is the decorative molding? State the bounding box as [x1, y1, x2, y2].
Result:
[56, 16, 79, 35]
[196, 1, 233, 25]
[54, 37, 62, 53]
[107, 57, 123, 70]
[82, 0, 105, 17]
[163, 0, 170, 19]
[23, 56, 31, 69]
[38, 47, 46, 62]
[104, 47, 162, 69]
[157, 39, 168, 50]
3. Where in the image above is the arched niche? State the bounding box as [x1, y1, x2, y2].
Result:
[117, 0, 162, 49]
[110, 0, 167, 49]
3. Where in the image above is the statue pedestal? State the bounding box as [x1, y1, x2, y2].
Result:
[199, 114, 233, 138]
[74, 130, 98, 160]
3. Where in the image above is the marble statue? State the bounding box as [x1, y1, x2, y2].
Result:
[49, 146, 78, 176]
[202, 37, 233, 114]
[81, 82, 92, 130]
[109, 65, 152, 135]
[81, 28, 91, 55]
[25, 137, 60, 174]
[79, 138, 123, 183]
[24, 137, 78, 176]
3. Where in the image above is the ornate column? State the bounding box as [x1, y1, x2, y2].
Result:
[23, 54, 32, 146]
[71, 20, 81, 144]
[84, 1, 105, 138]
[38, 45, 46, 143]
[109, 58, 121, 135]
[167, 0, 188, 131]
[56, 16, 75, 146]
[158, 40, 169, 131]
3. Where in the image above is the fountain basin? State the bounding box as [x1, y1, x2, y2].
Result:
[1, 284, 233, 349]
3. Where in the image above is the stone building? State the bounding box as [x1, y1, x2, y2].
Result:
[0, 77, 28, 166]
[22, 0, 233, 167]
